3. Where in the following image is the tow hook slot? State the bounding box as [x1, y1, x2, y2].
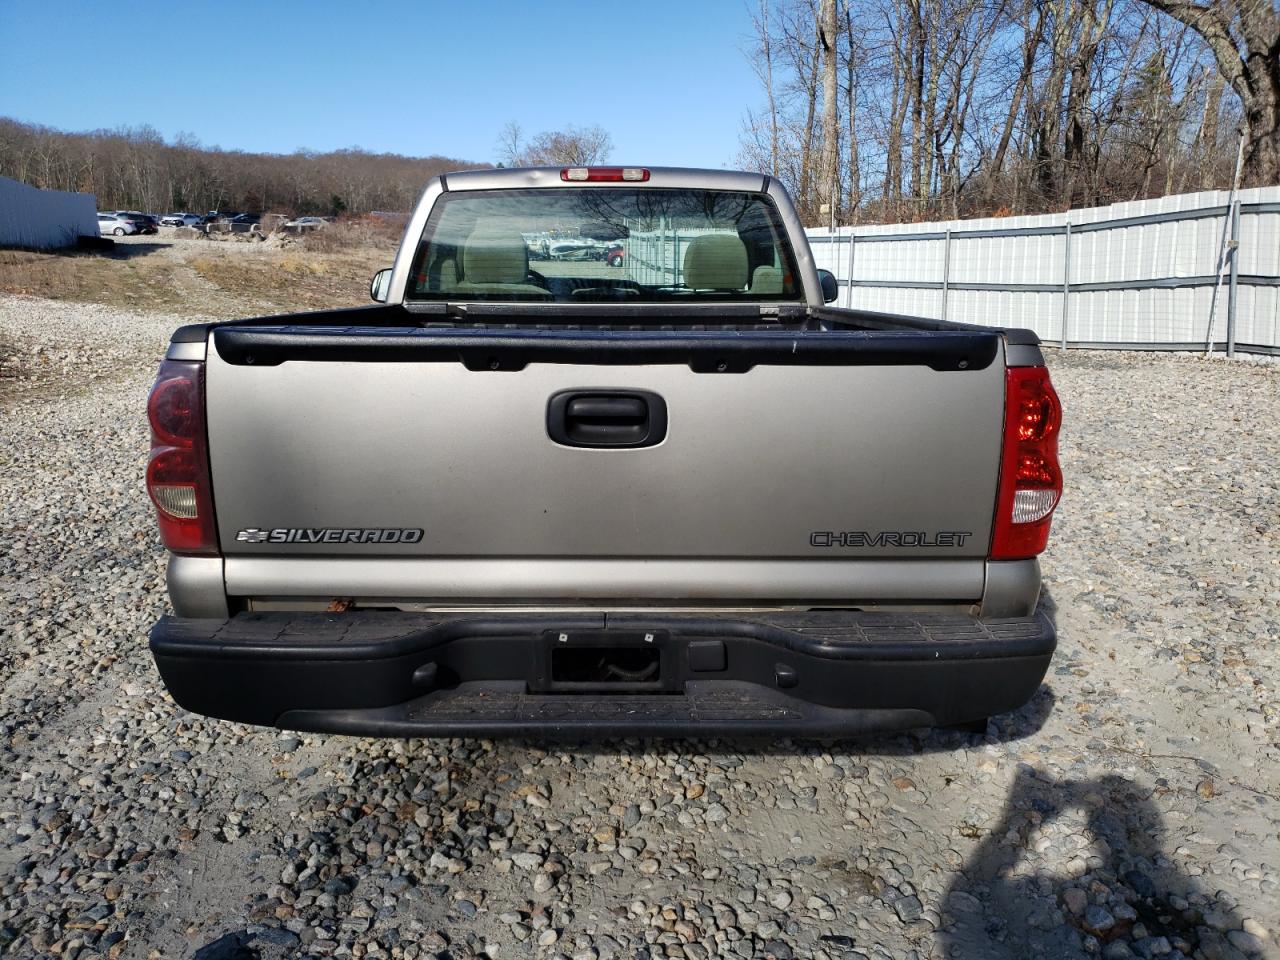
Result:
[532, 630, 679, 694]
[556, 647, 660, 683]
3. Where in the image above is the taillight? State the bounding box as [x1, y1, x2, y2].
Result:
[991, 366, 1062, 560]
[560, 167, 650, 182]
[146, 359, 218, 555]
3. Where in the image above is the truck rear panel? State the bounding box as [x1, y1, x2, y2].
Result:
[203, 324, 1007, 608]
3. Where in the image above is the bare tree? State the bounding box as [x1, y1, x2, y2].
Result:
[496, 121, 523, 166]
[794, 3, 823, 214]
[991, 2, 1045, 185]
[1134, 0, 1279, 184]
[844, 1, 863, 214]
[504, 125, 614, 166]
[883, 0, 911, 211]
[819, 0, 841, 221]
[1195, 68, 1227, 187]
[733, 0, 1248, 223]
[752, 0, 783, 176]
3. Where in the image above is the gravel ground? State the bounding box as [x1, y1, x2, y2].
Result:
[1, 293, 1277, 960]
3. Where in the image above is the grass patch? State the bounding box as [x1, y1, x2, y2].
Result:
[188, 248, 386, 313]
[0, 248, 190, 312]
[1, 238, 390, 318]
[300, 217, 403, 255]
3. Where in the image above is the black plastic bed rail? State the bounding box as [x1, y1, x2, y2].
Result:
[210, 325, 999, 372]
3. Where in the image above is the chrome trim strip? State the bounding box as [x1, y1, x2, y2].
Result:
[225, 558, 985, 602]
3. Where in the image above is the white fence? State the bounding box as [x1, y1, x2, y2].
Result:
[0, 176, 98, 250]
[807, 187, 1280, 356]
[624, 225, 725, 287]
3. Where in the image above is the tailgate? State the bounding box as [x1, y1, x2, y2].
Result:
[205, 326, 1006, 597]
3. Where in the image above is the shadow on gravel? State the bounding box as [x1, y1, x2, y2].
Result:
[939, 767, 1251, 960]
[105, 240, 169, 259]
[548, 682, 1058, 759]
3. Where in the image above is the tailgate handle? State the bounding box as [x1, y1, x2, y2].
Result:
[547, 390, 667, 449]
[568, 396, 646, 422]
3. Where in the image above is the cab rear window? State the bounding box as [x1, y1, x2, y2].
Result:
[407, 187, 802, 303]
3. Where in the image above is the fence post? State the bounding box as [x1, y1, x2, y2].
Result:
[1227, 198, 1240, 359]
[845, 233, 857, 308]
[940, 228, 951, 321]
[1061, 221, 1072, 351]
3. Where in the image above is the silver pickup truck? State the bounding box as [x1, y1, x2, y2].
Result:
[146, 166, 1062, 738]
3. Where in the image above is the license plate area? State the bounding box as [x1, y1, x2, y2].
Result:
[531, 630, 678, 694]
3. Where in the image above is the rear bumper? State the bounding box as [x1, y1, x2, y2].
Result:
[149, 610, 1055, 738]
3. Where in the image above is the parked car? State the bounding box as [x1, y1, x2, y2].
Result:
[282, 216, 327, 231]
[224, 213, 263, 234]
[96, 213, 137, 236]
[145, 165, 1062, 740]
[161, 213, 203, 228]
[115, 211, 158, 234]
[523, 232, 552, 260]
[548, 239, 607, 261]
[604, 245, 625, 267]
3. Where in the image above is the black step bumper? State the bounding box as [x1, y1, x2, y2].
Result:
[149, 610, 1055, 738]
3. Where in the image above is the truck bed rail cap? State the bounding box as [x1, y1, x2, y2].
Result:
[211, 325, 999, 373]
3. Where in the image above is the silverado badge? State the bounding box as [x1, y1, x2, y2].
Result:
[235, 528, 424, 544]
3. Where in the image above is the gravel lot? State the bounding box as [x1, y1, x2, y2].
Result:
[1, 293, 1277, 960]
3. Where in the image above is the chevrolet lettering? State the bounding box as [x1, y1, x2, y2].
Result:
[809, 531, 974, 548]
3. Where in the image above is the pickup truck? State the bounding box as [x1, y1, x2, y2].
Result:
[147, 166, 1061, 738]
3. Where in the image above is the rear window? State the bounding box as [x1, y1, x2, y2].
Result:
[407, 187, 802, 303]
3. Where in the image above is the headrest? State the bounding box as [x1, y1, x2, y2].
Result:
[683, 234, 748, 291]
[463, 227, 529, 285]
[749, 265, 783, 294]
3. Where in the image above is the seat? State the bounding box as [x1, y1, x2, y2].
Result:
[682, 235, 748, 292]
[454, 226, 551, 299]
[417, 253, 458, 293]
[439, 257, 457, 290]
[749, 265, 784, 295]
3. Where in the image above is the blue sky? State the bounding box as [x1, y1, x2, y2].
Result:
[0, 0, 761, 168]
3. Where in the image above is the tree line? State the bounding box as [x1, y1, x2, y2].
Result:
[740, 0, 1279, 224]
[0, 117, 479, 215]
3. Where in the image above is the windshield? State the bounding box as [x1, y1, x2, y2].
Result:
[407, 187, 802, 303]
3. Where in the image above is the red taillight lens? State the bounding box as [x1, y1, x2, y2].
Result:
[991, 366, 1062, 560]
[148, 376, 198, 446]
[146, 359, 218, 555]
